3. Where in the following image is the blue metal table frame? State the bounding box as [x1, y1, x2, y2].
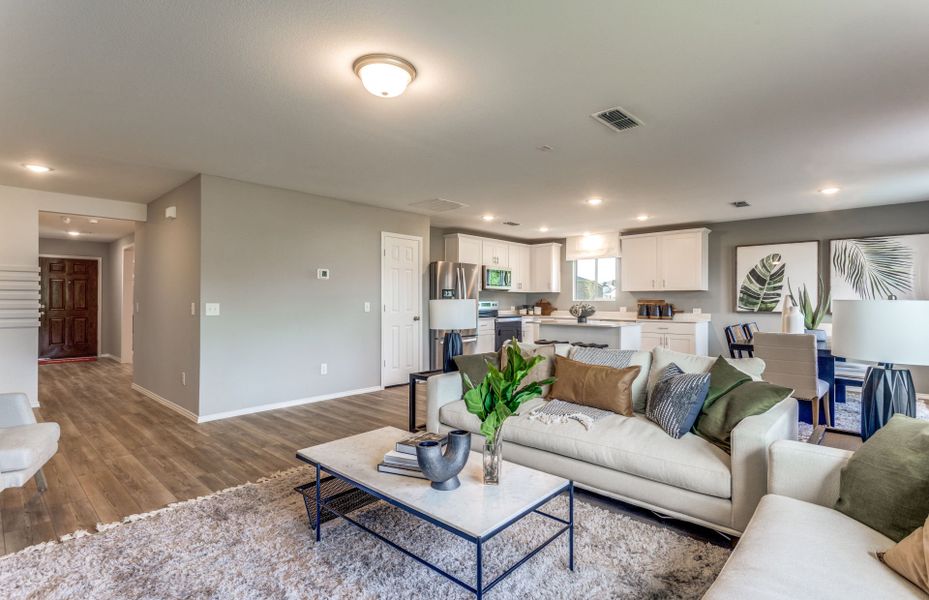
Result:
[296, 455, 574, 599]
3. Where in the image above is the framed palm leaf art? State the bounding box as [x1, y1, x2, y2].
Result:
[830, 233, 926, 302]
[736, 241, 819, 312]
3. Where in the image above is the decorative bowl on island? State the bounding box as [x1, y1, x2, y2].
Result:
[569, 303, 596, 323]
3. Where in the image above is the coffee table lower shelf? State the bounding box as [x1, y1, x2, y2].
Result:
[296, 458, 574, 599]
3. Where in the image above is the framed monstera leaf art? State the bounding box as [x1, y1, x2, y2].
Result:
[736, 241, 819, 313]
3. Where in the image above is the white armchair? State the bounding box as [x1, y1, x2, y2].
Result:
[0, 393, 60, 492]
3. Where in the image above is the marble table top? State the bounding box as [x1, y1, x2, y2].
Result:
[297, 426, 569, 538]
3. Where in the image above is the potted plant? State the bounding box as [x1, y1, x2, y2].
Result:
[788, 278, 831, 341]
[462, 340, 555, 484]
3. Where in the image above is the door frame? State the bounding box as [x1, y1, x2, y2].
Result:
[121, 244, 135, 364]
[380, 232, 424, 387]
[38, 254, 103, 357]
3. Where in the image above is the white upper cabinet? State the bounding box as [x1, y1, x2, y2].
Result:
[529, 243, 562, 293]
[620, 228, 710, 291]
[481, 239, 509, 267]
[509, 243, 531, 291]
[444, 234, 483, 265]
[620, 235, 659, 291]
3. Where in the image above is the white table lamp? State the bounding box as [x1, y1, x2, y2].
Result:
[832, 300, 929, 440]
[429, 299, 477, 372]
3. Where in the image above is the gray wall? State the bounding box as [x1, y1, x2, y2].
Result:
[39, 238, 117, 356]
[197, 175, 431, 417]
[134, 176, 202, 415]
[106, 233, 135, 360]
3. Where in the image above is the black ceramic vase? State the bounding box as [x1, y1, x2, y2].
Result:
[415, 430, 471, 491]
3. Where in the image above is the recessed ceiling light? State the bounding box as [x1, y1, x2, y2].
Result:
[67, 230, 80, 237]
[353, 54, 416, 98]
[587, 198, 603, 206]
[539, 226, 550, 233]
[636, 214, 649, 222]
[88, 218, 99, 224]
[23, 164, 53, 173]
[61, 216, 72, 224]
[819, 187, 841, 195]
[481, 214, 494, 222]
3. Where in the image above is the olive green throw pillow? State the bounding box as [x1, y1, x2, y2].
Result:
[704, 356, 751, 410]
[454, 352, 499, 388]
[834, 415, 929, 542]
[693, 381, 793, 453]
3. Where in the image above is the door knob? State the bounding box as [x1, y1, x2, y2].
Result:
[413, 316, 421, 321]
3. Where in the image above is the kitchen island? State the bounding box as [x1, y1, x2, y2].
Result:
[537, 319, 642, 350]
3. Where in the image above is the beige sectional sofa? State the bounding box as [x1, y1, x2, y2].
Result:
[705, 440, 927, 598]
[426, 346, 799, 536]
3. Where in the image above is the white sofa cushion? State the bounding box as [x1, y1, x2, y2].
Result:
[647, 347, 765, 397]
[439, 398, 732, 498]
[0, 422, 60, 471]
[704, 494, 926, 600]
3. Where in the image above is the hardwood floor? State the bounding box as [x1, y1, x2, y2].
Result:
[0, 359, 424, 556]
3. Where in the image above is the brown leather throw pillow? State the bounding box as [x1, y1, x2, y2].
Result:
[548, 355, 640, 417]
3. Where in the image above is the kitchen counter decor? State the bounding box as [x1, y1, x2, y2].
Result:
[570, 303, 596, 323]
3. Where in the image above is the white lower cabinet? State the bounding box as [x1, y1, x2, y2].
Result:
[638, 321, 708, 355]
[521, 320, 539, 344]
[477, 318, 496, 353]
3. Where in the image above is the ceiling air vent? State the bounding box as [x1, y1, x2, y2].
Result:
[408, 198, 468, 212]
[502, 221, 520, 227]
[731, 201, 751, 208]
[591, 106, 642, 132]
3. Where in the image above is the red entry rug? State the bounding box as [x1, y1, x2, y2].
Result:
[38, 356, 98, 365]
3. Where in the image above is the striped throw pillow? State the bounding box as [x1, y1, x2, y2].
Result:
[646, 363, 710, 439]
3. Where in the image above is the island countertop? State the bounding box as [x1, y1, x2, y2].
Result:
[537, 319, 641, 329]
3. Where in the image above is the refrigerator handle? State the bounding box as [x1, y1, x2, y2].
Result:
[456, 266, 465, 298]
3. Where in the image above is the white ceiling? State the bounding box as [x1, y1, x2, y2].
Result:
[39, 211, 135, 242]
[3, 1, 929, 239]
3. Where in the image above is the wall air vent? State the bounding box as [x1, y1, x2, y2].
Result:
[731, 201, 751, 208]
[591, 106, 642, 132]
[408, 198, 468, 212]
[502, 221, 520, 227]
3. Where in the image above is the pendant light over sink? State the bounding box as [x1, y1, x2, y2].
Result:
[353, 54, 417, 98]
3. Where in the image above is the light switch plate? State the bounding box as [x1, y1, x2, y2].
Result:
[205, 303, 221, 316]
[364, 302, 371, 313]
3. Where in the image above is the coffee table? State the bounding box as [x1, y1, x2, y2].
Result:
[296, 427, 574, 599]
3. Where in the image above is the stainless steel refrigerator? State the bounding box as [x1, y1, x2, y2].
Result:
[429, 261, 480, 370]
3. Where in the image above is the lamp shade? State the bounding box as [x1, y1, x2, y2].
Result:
[831, 300, 929, 365]
[429, 299, 477, 330]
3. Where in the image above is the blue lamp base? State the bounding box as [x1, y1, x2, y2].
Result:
[861, 365, 916, 441]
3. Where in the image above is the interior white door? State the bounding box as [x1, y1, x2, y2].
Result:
[382, 233, 423, 386]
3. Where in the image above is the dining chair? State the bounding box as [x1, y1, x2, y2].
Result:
[724, 324, 753, 358]
[741, 321, 759, 342]
[752, 332, 830, 427]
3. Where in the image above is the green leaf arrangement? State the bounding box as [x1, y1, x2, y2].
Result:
[738, 253, 785, 312]
[831, 237, 913, 300]
[787, 277, 830, 330]
[461, 339, 556, 443]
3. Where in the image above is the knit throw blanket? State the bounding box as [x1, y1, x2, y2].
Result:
[527, 348, 636, 430]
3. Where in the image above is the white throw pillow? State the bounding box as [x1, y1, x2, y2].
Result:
[647, 347, 765, 398]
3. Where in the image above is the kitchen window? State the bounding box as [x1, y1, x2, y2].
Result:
[573, 257, 617, 301]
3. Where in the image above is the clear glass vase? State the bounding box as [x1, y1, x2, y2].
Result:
[483, 433, 503, 485]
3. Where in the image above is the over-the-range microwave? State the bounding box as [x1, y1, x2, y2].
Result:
[483, 266, 512, 290]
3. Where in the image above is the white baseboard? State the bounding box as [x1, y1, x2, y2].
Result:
[197, 386, 384, 423]
[130, 383, 199, 423]
[99, 353, 121, 362]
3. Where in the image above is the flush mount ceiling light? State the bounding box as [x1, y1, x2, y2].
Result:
[481, 214, 495, 222]
[23, 163, 53, 173]
[819, 187, 841, 195]
[353, 54, 417, 98]
[586, 197, 603, 206]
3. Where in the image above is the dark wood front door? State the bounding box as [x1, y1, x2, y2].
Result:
[39, 257, 99, 359]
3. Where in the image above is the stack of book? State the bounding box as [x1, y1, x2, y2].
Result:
[377, 432, 447, 479]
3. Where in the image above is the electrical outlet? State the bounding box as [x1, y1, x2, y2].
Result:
[205, 303, 221, 316]
[320, 363, 328, 375]
[364, 302, 371, 313]
[181, 371, 187, 386]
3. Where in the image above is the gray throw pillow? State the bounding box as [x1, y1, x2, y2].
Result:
[646, 363, 710, 439]
[453, 352, 499, 388]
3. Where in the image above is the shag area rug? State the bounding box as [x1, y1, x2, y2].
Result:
[798, 390, 929, 441]
[0, 467, 729, 599]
